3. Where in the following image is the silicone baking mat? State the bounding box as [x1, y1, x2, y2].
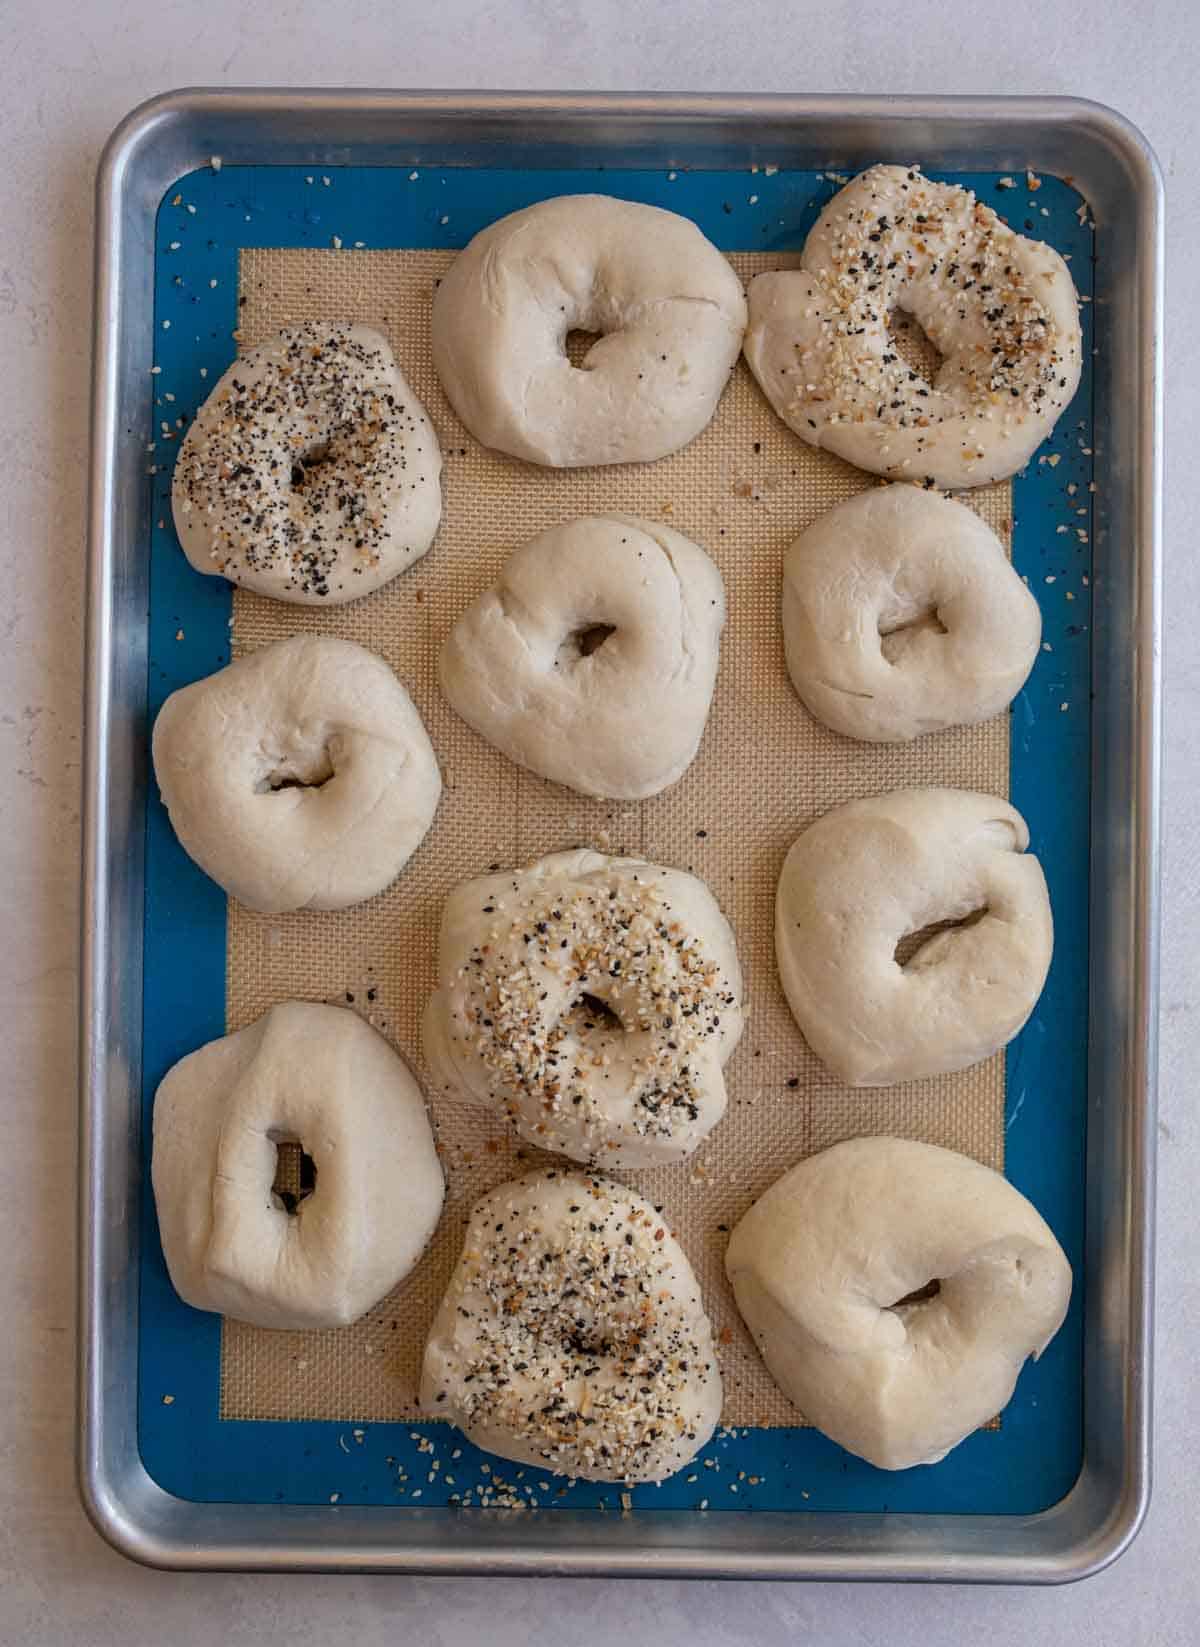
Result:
[138, 163, 1093, 1515]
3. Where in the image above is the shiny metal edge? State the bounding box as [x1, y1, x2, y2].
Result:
[79, 89, 1163, 1580]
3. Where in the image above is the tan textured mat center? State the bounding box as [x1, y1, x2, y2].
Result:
[220, 246, 1011, 1427]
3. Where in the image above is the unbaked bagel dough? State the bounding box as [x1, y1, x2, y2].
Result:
[172, 322, 442, 603]
[775, 788, 1052, 1085]
[152, 634, 441, 913]
[431, 194, 747, 467]
[440, 515, 725, 798]
[781, 485, 1041, 742]
[152, 1002, 444, 1330]
[744, 166, 1082, 488]
[422, 1169, 722, 1481]
[424, 850, 745, 1167]
[725, 1136, 1072, 1469]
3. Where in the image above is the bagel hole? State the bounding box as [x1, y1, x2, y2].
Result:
[290, 440, 335, 489]
[887, 308, 944, 382]
[261, 744, 335, 794]
[564, 328, 602, 369]
[269, 1136, 317, 1216]
[571, 992, 625, 1035]
[562, 1327, 618, 1363]
[894, 904, 989, 969]
[575, 622, 617, 658]
[890, 1278, 942, 1310]
[878, 606, 949, 665]
[556, 622, 617, 668]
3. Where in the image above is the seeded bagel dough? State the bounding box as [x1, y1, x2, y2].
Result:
[424, 850, 745, 1167]
[172, 322, 442, 603]
[744, 166, 1082, 487]
[424, 1170, 722, 1481]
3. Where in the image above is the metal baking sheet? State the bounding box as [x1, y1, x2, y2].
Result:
[80, 90, 1162, 1580]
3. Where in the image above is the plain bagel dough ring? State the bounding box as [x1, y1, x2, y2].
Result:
[172, 322, 442, 604]
[422, 1169, 723, 1482]
[424, 850, 745, 1167]
[744, 165, 1082, 488]
[431, 194, 748, 467]
[152, 634, 441, 913]
[440, 515, 726, 799]
[775, 788, 1052, 1085]
[151, 1002, 445, 1330]
[782, 484, 1042, 742]
[725, 1136, 1072, 1469]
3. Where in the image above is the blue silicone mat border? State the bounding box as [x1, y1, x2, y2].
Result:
[137, 161, 1094, 1515]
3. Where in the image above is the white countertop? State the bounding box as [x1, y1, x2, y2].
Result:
[2, 3, 1195, 1641]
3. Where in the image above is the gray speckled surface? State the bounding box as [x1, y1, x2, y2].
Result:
[3, 4, 1196, 1640]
